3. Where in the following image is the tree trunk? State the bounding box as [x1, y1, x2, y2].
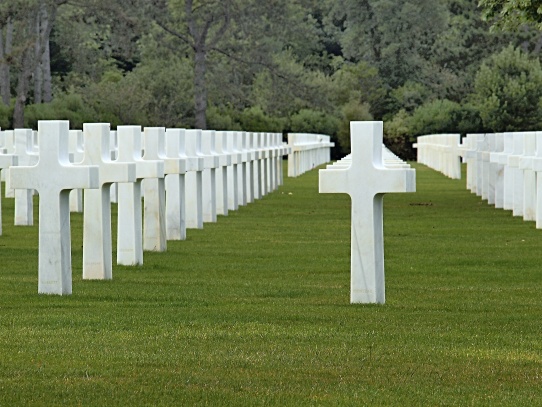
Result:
[13, 2, 58, 127]
[13, 48, 34, 128]
[34, 8, 43, 104]
[0, 18, 13, 106]
[42, 39, 52, 103]
[194, 48, 207, 129]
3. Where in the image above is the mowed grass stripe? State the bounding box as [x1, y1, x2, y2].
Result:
[0, 162, 541, 406]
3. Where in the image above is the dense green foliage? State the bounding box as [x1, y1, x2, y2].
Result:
[472, 45, 542, 131]
[479, 0, 542, 30]
[1, 163, 542, 405]
[2, 1, 542, 157]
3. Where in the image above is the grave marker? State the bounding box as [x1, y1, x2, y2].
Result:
[80, 123, 136, 280]
[8, 121, 99, 294]
[0, 147, 17, 235]
[225, 131, 240, 211]
[520, 132, 536, 221]
[164, 128, 188, 240]
[201, 130, 219, 222]
[214, 131, 230, 216]
[142, 127, 168, 252]
[319, 121, 415, 304]
[185, 129, 205, 229]
[69, 130, 84, 212]
[116, 126, 164, 265]
[13, 129, 37, 226]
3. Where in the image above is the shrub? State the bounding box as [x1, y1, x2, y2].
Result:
[471, 45, 542, 131]
[206, 106, 241, 131]
[408, 99, 462, 136]
[0, 101, 12, 129]
[25, 92, 94, 129]
[237, 106, 286, 133]
[289, 109, 339, 136]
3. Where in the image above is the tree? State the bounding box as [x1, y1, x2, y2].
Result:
[479, 0, 542, 30]
[333, 0, 448, 90]
[471, 45, 542, 131]
[147, 0, 327, 129]
[149, 0, 234, 129]
[0, 15, 13, 106]
[0, 0, 67, 128]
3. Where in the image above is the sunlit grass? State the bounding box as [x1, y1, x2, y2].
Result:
[0, 162, 541, 405]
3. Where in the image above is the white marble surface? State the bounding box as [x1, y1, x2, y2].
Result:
[68, 130, 84, 212]
[13, 129, 37, 226]
[201, 130, 219, 223]
[142, 127, 168, 252]
[116, 126, 164, 266]
[164, 128, 188, 240]
[80, 123, 136, 280]
[8, 120, 99, 295]
[288, 133, 335, 177]
[214, 131, 230, 216]
[509, 132, 525, 216]
[0, 143, 17, 235]
[534, 132, 542, 228]
[185, 129, 204, 229]
[225, 131, 240, 211]
[520, 132, 536, 221]
[319, 121, 415, 304]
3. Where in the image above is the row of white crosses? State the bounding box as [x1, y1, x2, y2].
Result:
[3, 121, 292, 295]
[460, 132, 542, 226]
[414, 134, 462, 179]
[319, 121, 416, 304]
[287, 133, 335, 177]
[416, 131, 542, 228]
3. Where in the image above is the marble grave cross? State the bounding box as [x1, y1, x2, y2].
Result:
[319, 121, 416, 304]
[116, 126, 164, 266]
[164, 128, 188, 240]
[8, 120, 99, 295]
[144, 127, 187, 246]
[13, 129, 38, 226]
[80, 123, 136, 280]
[0, 146, 17, 235]
[142, 127, 168, 252]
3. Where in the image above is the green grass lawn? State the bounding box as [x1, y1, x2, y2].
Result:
[0, 163, 541, 406]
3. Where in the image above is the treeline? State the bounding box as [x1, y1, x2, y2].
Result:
[0, 0, 540, 158]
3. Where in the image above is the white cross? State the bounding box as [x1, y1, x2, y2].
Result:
[144, 127, 187, 246]
[8, 120, 99, 295]
[245, 132, 256, 203]
[142, 127, 168, 252]
[237, 132, 248, 206]
[0, 148, 17, 235]
[214, 131, 231, 216]
[490, 132, 511, 209]
[116, 126, 164, 265]
[164, 128, 188, 240]
[533, 132, 542, 228]
[3, 130, 15, 197]
[509, 132, 525, 216]
[319, 121, 416, 304]
[256, 133, 268, 197]
[225, 131, 241, 210]
[184, 129, 205, 229]
[69, 130, 85, 212]
[13, 129, 38, 226]
[520, 132, 536, 221]
[201, 130, 219, 222]
[80, 123, 136, 280]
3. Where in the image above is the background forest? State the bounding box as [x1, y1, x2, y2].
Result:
[0, 0, 541, 159]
